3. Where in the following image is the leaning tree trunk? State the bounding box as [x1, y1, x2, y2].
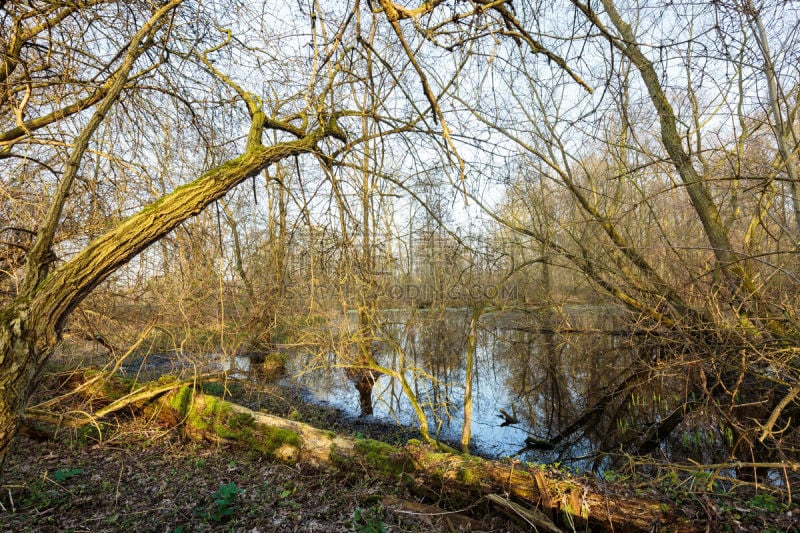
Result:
[0, 116, 346, 473]
[588, 0, 760, 308]
[1, 0, 187, 470]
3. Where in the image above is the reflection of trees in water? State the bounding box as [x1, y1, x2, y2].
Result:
[491, 322, 745, 472]
[380, 309, 635, 454]
[495, 325, 628, 452]
[382, 309, 469, 430]
[514, 329, 568, 439]
[297, 308, 784, 475]
[382, 309, 662, 461]
[487, 312, 714, 470]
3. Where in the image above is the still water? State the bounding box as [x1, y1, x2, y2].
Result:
[283, 306, 632, 465]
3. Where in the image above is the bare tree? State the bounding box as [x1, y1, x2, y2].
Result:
[0, 0, 350, 470]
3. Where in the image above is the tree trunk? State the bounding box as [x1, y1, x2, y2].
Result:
[0, 314, 44, 472]
[461, 305, 481, 452]
[346, 367, 378, 417]
[591, 0, 759, 303]
[156, 386, 702, 532]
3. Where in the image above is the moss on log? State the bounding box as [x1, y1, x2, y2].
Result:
[24, 374, 700, 531]
[402, 441, 687, 532]
[27, 374, 699, 531]
[165, 386, 304, 463]
[155, 386, 699, 532]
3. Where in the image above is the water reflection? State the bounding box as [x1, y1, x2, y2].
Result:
[285, 307, 635, 465]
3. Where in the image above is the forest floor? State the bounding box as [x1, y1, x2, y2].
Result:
[0, 377, 527, 532]
[1, 370, 799, 531]
[1, 420, 524, 532]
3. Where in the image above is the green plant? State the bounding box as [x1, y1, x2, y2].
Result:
[660, 470, 690, 504]
[280, 484, 296, 499]
[602, 469, 626, 482]
[52, 467, 83, 483]
[202, 482, 242, 523]
[748, 493, 781, 512]
[277, 483, 300, 510]
[352, 506, 386, 533]
[21, 480, 55, 509]
[201, 381, 227, 397]
[73, 425, 103, 448]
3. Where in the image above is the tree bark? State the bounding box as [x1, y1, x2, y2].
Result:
[460, 305, 481, 452]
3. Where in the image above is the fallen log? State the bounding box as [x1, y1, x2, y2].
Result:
[24, 372, 219, 431]
[24, 374, 701, 532]
[154, 385, 701, 532]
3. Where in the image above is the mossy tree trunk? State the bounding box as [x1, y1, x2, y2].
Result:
[154, 386, 701, 532]
[22, 372, 702, 531]
[1, 0, 184, 471]
[0, 120, 345, 473]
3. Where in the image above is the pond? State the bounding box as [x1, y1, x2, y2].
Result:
[115, 304, 797, 484]
[281, 306, 637, 467]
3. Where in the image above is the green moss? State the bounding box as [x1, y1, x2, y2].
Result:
[94, 375, 136, 401]
[354, 439, 409, 477]
[254, 425, 301, 456]
[229, 412, 256, 428]
[410, 448, 452, 481]
[421, 449, 450, 464]
[436, 442, 459, 454]
[157, 374, 178, 385]
[329, 443, 354, 471]
[456, 467, 479, 485]
[175, 388, 301, 461]
[168, 386, 195, 417]
[129, 159, 261, 223]
[211, 409, 253, 439]
[196, 395, 232, 432]
[216, 418, 301, 461]
[78, 368, 135, 398]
